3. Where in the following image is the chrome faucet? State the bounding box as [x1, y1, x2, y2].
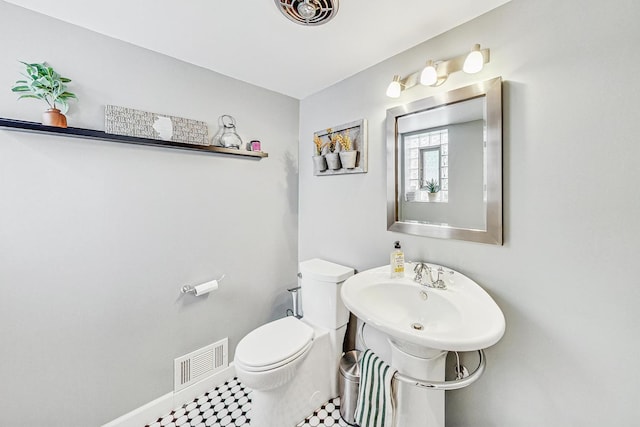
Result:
[413, 262, 429, 284]
[413, 262, 452, 289]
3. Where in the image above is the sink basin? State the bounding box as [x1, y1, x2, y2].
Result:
[341, 264, 505, 352]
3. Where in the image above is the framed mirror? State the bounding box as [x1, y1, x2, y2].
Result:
[386, 77, 502, 244]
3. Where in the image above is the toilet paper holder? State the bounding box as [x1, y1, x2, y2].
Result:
[181, 274, 225, 296]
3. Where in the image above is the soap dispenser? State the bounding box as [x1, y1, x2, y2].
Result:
[390, 241, 405, 278]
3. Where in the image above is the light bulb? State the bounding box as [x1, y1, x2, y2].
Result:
[386, 75, 402, 98]
[420, 60, 438, 86]
[297, 1, 317, 20]
[463, 44, 484, 74]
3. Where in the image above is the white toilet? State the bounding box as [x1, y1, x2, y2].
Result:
[234, 258, 354, 427]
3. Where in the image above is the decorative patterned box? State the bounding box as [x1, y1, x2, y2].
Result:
[104, 105, 209, 146]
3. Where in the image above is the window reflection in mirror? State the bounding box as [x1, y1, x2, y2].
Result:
[402, 129, 449, 203]
[398, 97, 485, 229]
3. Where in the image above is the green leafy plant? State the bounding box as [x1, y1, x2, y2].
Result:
[424, 179, 441, 193]
[11, 62, 77, 114]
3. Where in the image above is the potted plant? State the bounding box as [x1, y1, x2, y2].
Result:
[337, 129, 358, 169]
[324, 128, 342, 170]
[424, 179, 440, 201]
[312, 134, 327, 172]
[11, 61, 78, 128]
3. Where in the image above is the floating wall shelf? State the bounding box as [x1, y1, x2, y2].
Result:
[0, 118, 268, 159]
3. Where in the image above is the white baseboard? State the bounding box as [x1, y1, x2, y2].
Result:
[102, 364, 237, 427]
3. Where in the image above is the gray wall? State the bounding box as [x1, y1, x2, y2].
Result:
[299, 0, 640, 425]
[0, 2, 299, 426]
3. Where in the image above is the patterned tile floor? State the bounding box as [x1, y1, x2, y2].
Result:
[296, 398, 350, 427]
[146, 377, 351, 427]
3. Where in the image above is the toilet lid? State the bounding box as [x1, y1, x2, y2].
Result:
[235, 317, 314, 371]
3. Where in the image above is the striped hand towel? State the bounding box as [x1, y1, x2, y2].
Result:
[354, 349, 397, 427]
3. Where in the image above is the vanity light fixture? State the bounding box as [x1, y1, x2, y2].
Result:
[463, 44, 485, 74]
[386, 75, 404, 98]
[387, 44, 490, 97]
[419, 60, 439, 86]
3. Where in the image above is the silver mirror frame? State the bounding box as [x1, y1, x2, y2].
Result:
[386, 77, 503, 245]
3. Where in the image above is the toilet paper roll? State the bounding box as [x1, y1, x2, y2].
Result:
[193, 279, 219, 296]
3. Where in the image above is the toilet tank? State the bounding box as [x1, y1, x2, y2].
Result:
[299, 258, 354, 329]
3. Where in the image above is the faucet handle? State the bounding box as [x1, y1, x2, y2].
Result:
[413, 262, 425, 283]
[413, 262, 430, 276]
[433, 266, 454, 274]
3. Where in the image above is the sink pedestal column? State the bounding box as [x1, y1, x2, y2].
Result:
[389, 340, 447, 427]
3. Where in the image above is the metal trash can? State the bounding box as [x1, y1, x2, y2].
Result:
[339, 350, 361, 426]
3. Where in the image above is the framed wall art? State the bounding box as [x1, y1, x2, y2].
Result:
[312, 119, 367, 176]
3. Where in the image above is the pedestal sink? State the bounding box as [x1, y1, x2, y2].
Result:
[340, 263, 505, 427]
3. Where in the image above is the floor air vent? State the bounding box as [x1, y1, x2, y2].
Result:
[174, 338, 228, 392]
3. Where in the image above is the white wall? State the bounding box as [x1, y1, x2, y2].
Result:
[0, 2, 299, 426]
[299, 0, 640, 425]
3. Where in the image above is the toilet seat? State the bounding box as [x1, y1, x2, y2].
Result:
[235, 316, 314, 373]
